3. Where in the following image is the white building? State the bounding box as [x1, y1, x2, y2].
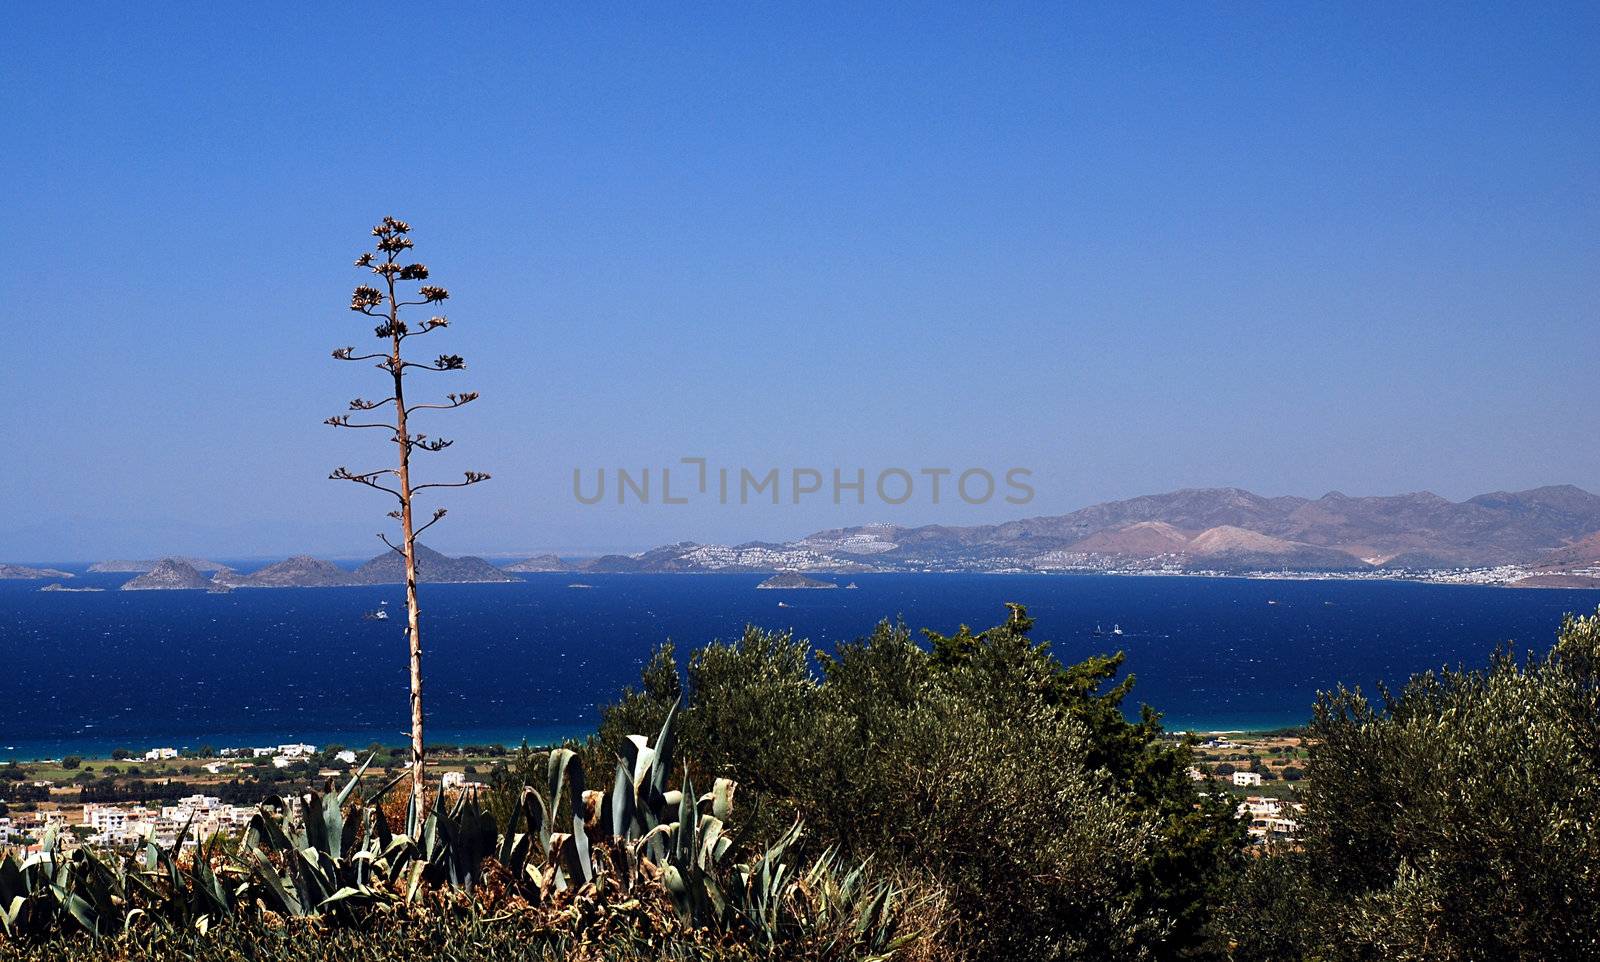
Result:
[276, 744, 317, 758]
[1232, 771, 1263, 787]
[441, 771, 487, 793]
[160, 795, 223, 821]
[83, 805, 130, 835]
[144, 747, 178, 761]
[1238, 796, 1281, 819]
[334, 750, 358, 764]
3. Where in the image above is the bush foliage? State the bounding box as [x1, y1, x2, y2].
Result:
[1221, 607, 1600, 961]
[595, 603, 1244, 960]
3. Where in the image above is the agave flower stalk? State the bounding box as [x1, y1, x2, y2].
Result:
[327, 216, 489, 816]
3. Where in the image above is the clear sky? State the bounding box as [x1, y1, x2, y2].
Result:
[2, 3, 1596, 560]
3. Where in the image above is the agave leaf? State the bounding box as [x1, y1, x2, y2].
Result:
[293, 847, 335, 903]
[244, 805, 296, 855]
[698, 817, 725, 870]
[168, 809, 197, 862]
[621, 735, 652, 786]
[405, 785, 422, 840]
[545, 749, 576, 820]
[522, 786, 550, 856]
[0, 853, 20, 903]
[610, 759, 637, 840]
[191, 850, 230, 918]
[496, 789, 525, 865]
[335, 753, 377, 807]
[368, 768, 410, 806]
[63, 889, 101, 936]
[371, 805, 395, 852]
[661, 864, 692, 923]
[421, 809, 439, 862]
[675, 769, 696, 862]
[706, 778, 737, 821]
[120, 906, 147, 936]
[305, 790, 343, 860]
[318, 885, 383, 910]
[406, 858, 426, 903]
[649, 700, 680, 800]
[548, 751, 593, 885]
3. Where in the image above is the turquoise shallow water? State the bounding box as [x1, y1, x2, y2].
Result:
[2, 571, 1596, 760]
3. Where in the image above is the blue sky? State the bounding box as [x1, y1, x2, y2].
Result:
[2, 3, 1596, 559]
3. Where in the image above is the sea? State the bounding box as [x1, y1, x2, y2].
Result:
[3, 571, 1598, 761]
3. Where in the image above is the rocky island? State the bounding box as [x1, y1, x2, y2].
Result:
[114, 546, 518, 590]
[121, 559, 213, 590]
[503, 553, 572, 572]
[353, 544, 517, 584]
[756, 572, 838, 589]
[0, 563, 75, 580]
[215, 555, 360, 588]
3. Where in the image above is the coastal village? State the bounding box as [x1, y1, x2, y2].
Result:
[0, 743, 491, 855]
[0, 732, 1304, 855]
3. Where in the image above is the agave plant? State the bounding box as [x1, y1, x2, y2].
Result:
[1, 703, 914, 958]
[0, 810, 242, 939]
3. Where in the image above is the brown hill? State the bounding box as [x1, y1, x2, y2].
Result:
[790, 486, 1600, 569]
[1068, 522, 1192, 557]
[1530, 530, 1600, 569]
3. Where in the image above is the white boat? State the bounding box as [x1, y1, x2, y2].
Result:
[1112, 624, 1124, 636]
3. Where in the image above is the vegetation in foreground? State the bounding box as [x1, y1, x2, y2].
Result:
[4, 605, 1599, 960]
[1218, 608, 1600, 961]
[0, 706, 918, 961]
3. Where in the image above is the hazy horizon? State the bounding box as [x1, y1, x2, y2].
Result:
[5, 479, 1597, 564]
[5, 4, 1597, 560]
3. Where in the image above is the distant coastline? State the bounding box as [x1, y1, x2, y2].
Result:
[8, 563, 1600, 592]
[13, 484, 1600, 589]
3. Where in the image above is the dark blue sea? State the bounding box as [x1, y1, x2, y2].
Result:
[3, 572, 1598, 760]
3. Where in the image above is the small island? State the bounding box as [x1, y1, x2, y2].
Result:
[756, 572, 838, 589]
[0, 563, 75, 580]
[39, 582, 104, 592]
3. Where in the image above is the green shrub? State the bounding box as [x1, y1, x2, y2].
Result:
[1222, 606, 1600, 961]
[595, 604, 1244, 960]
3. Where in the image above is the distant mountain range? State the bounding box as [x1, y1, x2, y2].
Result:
[10, 486, 1600, 589]
[498, 485, 1600, 579]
